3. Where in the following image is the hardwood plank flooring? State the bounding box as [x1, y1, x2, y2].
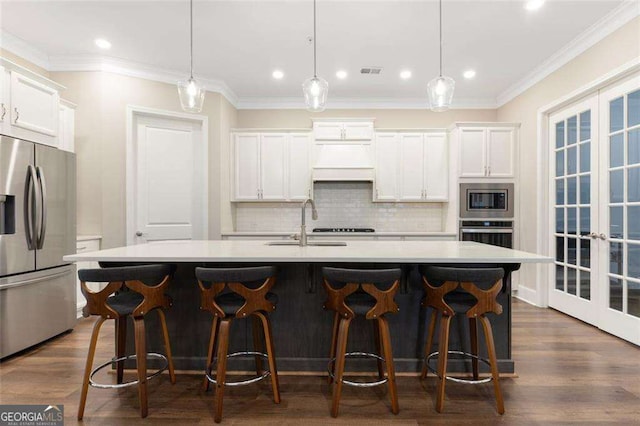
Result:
[1, 299, 639, 425]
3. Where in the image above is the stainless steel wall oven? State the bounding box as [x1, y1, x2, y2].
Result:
[459, 183, 515, 249]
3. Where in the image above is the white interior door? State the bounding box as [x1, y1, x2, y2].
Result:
[598, 75, 640, 345]
[131, 112, 206, 243]
[549, 95, 599, 325]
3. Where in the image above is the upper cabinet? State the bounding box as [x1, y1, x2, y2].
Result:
[374, 131, 449, 202]
[453, 123, 519, 179]
[0, 58, 65, 147]
[313, 119, 374, 141]
[58, 100, 76, 153]
[232, 131, 312, 202]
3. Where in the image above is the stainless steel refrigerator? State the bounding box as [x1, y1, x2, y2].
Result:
[0, 135, 76, 359]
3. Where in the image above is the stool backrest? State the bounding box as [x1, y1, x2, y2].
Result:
[322, 267, 401, 319]
[78, 264, 173, 318]
[195, 266, 277, 318]
[420, 266, 504, 317]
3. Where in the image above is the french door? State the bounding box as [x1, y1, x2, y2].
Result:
[549, 73, 640, 345]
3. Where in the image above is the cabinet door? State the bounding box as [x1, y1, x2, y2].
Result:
[10, 71, 59, 137]
[459, 128, 486, 177]
[399, 133, 425, 201]
[313, 122, 343, 140]
[0, 65, 6, 126]
[233, 133, 260, 200]
[259, 133, 287, 200]
[288, 133, 311, 200]
[58, 104, 75, 153]
[374, 133, 399, 201]
[424, 133, 449, 201]
[344, 122, 374, 140]
[486, 127, 515, 177]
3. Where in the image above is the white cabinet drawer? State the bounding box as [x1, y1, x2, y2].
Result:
[76, 239, 100, 253]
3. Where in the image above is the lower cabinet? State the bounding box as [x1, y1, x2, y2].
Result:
[75, 237, 101, 318]
[374, 131, 449, 202]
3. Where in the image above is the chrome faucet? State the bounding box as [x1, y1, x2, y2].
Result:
[299, 198, 318, 246]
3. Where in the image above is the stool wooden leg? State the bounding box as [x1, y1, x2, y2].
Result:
[133, 317, 148, 418]
[373, 319, 385, 380]
[203, 316, 219, 392]
[479, 316, 504, 414]
[252, 315, 265, 376]
[328, 312, 340, 384]
[214, 319, 231, 423]
[115, 316, 127, 384]
[157, 309, 176, 385]
[256, 312, 281, 404]
[78, 317, 106, 420]
[421, 309, 438, 379]
[469, 317, 479, 381]
[331, 317, 351, 418]
[435, 315, 451, 413]
[378, 316, 399, 415]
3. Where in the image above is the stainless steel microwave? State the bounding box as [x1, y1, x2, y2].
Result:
[459, 183, 514, 219]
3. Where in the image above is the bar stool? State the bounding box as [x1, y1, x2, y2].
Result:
[322, 267, 401, 417]
[419, 266, 505, 414]
[77, 264, 176, 420]
[195, 266, 280, 423]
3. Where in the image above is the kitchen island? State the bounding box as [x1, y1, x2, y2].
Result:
[64, 240, 551, 374]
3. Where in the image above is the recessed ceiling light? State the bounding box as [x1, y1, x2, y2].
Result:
[94, 38, 111, 49]
[336, 70, 348, 80]
[463, 69, 476, 79]
[400, 70, 412, 80]
[272, 70, 284, 80]
[524, 0, 545, 11]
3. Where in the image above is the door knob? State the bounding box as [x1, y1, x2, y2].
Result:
[589, 232, 598, 239]
[599, 233, 607, 241]
[136, 231, 143, 237]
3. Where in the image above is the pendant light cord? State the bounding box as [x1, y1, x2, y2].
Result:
[439, 0, 442, 77]
[313, 0, 317, 78]
[190, 0, 194, 79]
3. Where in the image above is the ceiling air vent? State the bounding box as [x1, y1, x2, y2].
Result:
[360, 67, 382, 75]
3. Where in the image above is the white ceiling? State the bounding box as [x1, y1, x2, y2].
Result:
[0, 0, 634, 108]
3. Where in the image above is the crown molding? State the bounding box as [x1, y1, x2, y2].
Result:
[235, 96, 497, 110]
[496, 0, 640, 107]
[0, 30, 51, 70]
[48, 54, 239, 106]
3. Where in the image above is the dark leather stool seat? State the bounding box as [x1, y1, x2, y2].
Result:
[196, 266, 281, 423]
[77, 264, 176, 420]
[420, 265, 506, 415]
[322, 267, 401, 418]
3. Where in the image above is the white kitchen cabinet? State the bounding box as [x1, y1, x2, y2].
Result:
[0, 65, 6, 131]
[232, 131, 311, 202]
[58, 100, 76, 153]
[456, 124, 518, 178]
[374, 131, 448, 202]
[313, 119, 374, 141]
[374, 133, 399, 201]
[10, 70, 60, 139]
[75, 237, 102, 318]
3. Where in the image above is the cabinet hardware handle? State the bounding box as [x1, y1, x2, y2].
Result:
[376, 189, 379, 198]
[135, 231, 143, 237]
[488, 166, 491, 176]
[14, 107, 19, 123]
[77, 246, 87, 251]
[599, 233, 607, 241]
[0, 103, 5, 120]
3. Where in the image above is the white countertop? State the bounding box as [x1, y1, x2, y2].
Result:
[63, 240, 552, 264]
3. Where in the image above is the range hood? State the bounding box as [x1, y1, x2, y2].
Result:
[312, 144, 375, 181]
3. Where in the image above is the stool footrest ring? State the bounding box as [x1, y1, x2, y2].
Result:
[89, 353, 168, 389]
[425, 350, 493, 384]
[206, 351, 271, 387]
[328, 352, 388, 388]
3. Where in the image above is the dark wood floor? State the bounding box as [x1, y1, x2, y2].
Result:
[1, 299, 639, 425]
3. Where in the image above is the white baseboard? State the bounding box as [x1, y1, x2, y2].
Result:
[513, 285, 544, 307]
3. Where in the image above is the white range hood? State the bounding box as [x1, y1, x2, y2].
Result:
[312, 143, 375, 181]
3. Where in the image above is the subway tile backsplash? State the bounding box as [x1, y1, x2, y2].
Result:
[235, 182, 444, 232]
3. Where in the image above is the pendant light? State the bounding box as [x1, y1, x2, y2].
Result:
[302, 0, 328, 112]
[427, 0, 455, 112]
[177, 0, 205, 113]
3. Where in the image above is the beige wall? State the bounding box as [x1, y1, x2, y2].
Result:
[51, 71, 228, 248]
[497, 16, 640, 294]
[237, 108, 497, 129]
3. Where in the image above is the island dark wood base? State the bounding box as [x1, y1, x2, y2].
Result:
[118, 262, 519, 374]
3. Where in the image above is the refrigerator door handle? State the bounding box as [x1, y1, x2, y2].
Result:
[23, 165, 39, 250]
[36, 166, 47, 249]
